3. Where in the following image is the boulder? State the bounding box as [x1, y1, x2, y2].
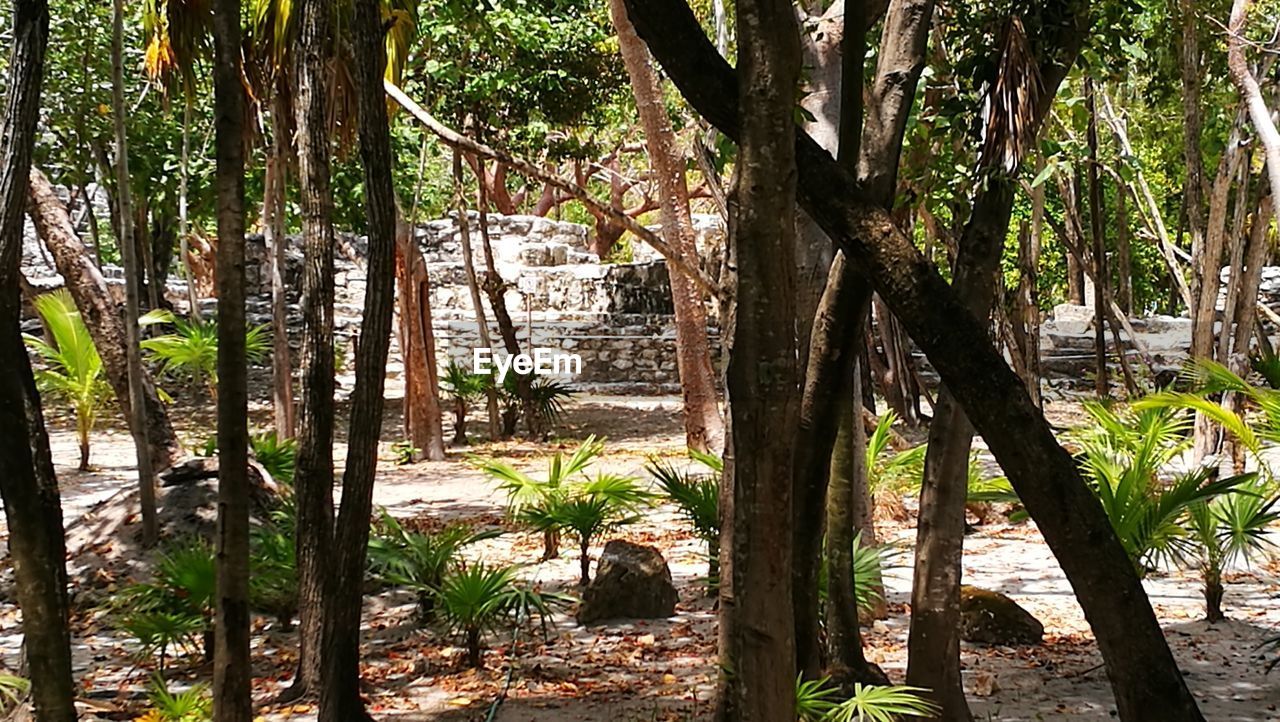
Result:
[959, 585, 1044, 646]
[577, 540, 678, 625]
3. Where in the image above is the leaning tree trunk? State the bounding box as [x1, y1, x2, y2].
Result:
[286, 0, 338, 699]
[111, 0, 158, 547]
[210, 0, 253, 718]
[27, 167, 184, 470]
[1085, 78, 1109, 398]
[715, 0, 801, 717]
[0, 2, 77, 718]
[394, 209, 447, 460]
[624, 2, 1207, 716]
[319, 1, 398, 717]
[1228, 0, 1280, 242]
[610, 0, 724, 452]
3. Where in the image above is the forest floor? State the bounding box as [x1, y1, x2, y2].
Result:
[3, 392, 1280, 721]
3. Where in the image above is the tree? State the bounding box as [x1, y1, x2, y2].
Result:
[210, 0, 252, 717]
[608, 0, 723, 452]
[625, 0, 1207, 717]
[112, 0, 159, 547]
[318, 0, 400, 716]
[285, 0, 338, 699]
[395, 209, 447, 460]
[26, 166, 185, 470]
[715, 0, 802, 716]
[0, 2, 77, 718]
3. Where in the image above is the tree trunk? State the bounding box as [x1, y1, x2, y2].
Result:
[452, 150, 501, 440]
[211, 0, 253, 717]
[394, 210, 447, 460]
[715, 0, 801, 716]
[0, 2, 77, 718]
[26, 167, 184, 470]
[112, 0, 159, 547]
[319, 0, 398, 716]
[286, 0, 338, 699]
[1228, 0, 1280, 253]
[265, 91, 295, 439]
[1086, 78, 1109, 398]
[610, 0, 724, 452]
[626, 4, 1207, 715]
[1115, 168, 1133, 315]
[180, 100, 201, 319]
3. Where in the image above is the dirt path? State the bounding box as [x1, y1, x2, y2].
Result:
[1, 395, 1278, 721]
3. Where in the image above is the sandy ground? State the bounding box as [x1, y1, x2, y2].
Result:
[1, 393, 1279, 721]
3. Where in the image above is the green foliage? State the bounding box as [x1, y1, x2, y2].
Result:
[367, 510, 501, 618]
[440, 360, 490, 445]
[143, 676, 212, 722]
[796, 676, 940, 722]
[518, 472, 651, 585]
[1072, 402, 1249, 573]
[0, 674, 29, 714]
[115, 537, 216, 668]
[647, 449, 724, 584]
[866, 411, 926, 495]
[818, 532, 899, 615]
[250, 507, 298, 627]
[391, 439, 422, 465]
[23, 289, 112, 469]
[250, 431, 296, 484]
[490, 371, 577, 434]
[434, 562, 570, 668]
[140, 310, 269, 399]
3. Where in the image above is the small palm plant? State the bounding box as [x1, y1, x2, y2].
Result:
[140, 309, 268, 400]
[647, 449, 723, 588]
[519, 473, 651, 586]
[366, 510, 502, 619]
[1073, 402, 1248, 574]
[0, 674, 29, 715]
[440, 360, 490, 445]
[795, 675, 939, 721]
[435, 562, 569, 668]
[116, 537, 218, 668]
[23, 289, 112, 470]
[141, 676, 211, 721]
[477, 435, 606, 560]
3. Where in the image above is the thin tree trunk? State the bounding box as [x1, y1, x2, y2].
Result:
[112, 0, 158, 547]
[286, 0, 337, 698]
[180, 100, 201, 319]
[395, 209, 446, 460]
[1115, 166, 1133, 315]
[610, 0, 724, 452]
[0, 2, 77, 718]
[1016, 217, 1042, 405]
[27, 167, 184, 470]
[1227, 0, 1280, 232]
[211, 0, 252, 717]
[715, 0, 802, 716]
[319, 0, 398, 716]
[265, 91, 295, 438]
[1086, 78, 1109, 397]
[452, 150, 501, 439]
[626, 4, 1207, 715]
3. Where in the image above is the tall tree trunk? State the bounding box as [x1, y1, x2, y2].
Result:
[395, 209, 446, 460]
[0, 2, 77, 718]
[1228, 0, 1280, 236]
[610, 0, 724, 452]
[26, 167, 184, 470]
[1086, 78, 1109, 397]
[180, 100, 202, 319]
[265, 91, 295, 438]
[319, 0, 398, 716]
[625, 3, 1208, 716]
[715, 0, 801, 716]
[1114, 171, 1133, 315]
[452, 150, 501, 439]
[111, 0, 159, 547]
[1015, 219, 1042, 405]
[211, 0, 252, 717]
[286, 0, 337, 698]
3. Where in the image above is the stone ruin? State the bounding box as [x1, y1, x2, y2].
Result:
[22, 204, 727, 393]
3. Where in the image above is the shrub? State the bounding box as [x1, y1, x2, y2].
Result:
[140, 309, 268, 400]
[366, 510, 501, 619]
[435, 563, 570, 668]
[115, 538, 217, 668]
[647, 449, 723, 586]
[139, 675, 211, 721]
[795, 675, 939, 721]
[518, 473, 651, 585]
[23, 289, 111, 470]
[440, 360, 490, 445]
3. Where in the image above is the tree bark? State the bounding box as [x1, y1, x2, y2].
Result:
[1086, 78, 1109, 397]
[610, 0, 724, 452]
[211, 0, 253, 717]
[0, 2, 77, 718]
[318, 0, 398, 717]
[286, 0, 337, 698]
[1228, 0, 1280, 236]
[452, 150, 501, 439]
[265, 91, 295, 439]
[112, 0, 158, 547]
[394, 209, 446, 460]
[26, 167, 184, 470]
[622, 1, 1207, 717]
[716, 0, 801, 716]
